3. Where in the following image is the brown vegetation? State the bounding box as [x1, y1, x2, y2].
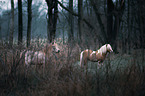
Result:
[0, 41, 145, 96]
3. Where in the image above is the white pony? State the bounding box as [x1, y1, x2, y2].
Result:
[80, 44, 113, 69]
[21, 41, 60, 75]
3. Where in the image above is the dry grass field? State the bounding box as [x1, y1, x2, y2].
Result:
[0, 41, 145, 96]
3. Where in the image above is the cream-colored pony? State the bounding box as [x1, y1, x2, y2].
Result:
[80, 44, 113, 69]
[21, 41, 60, 75]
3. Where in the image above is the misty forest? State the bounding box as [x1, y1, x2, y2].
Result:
[0, 0, 145, 96]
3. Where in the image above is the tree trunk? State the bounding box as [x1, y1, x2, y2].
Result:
[61, 0, 65, 43]
[138, 0, 145, 62]
[9, 0, 14, 46]
[46, 0, 58, 43]
[68, 0, 74, 42]
[127, 0, 131, 54]
[78, 0, 83, 42]
[107, 0, 114, 44]
[18, 0, 23, 45]
[47, 1, 53, 42]
[53, 0, 58, 41]
[138, 0, 145, 49]
[90, 0, 106, 44]
[27, 0, 32, 47]
[0, 15, 1, 40]
[107, 0, 125, 52]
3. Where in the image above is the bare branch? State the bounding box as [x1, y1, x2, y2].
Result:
[57, 1, 94, 29]
[57, 1, 78, 16]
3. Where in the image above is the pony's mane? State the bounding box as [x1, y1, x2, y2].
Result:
[107, 44, 112, 50]
[98, 44, 107, 54]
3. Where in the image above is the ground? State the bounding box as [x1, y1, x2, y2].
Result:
[0, 42, 145, 96]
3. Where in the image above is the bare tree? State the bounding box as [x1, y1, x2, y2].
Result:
[107, 0, 125, 52]
[45, 0, 58, 43]
[138, 0, 145, 49]
[68, 0, 74, 42]
[138, 0, 145, 61]
[127, 0, 131, 54]
[9, 0, 14, 46]
[90, 0, 106, 44]
[78, 0, 83, 42]
[18, 0, 23, 45]
[27, 0, 32, 47]
[58, 1, 94, 33]
[0, 15, 1, 40]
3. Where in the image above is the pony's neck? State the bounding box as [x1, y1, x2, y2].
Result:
[98, 46, 107, 55]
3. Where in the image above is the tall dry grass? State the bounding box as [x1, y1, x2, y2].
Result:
[0, 40, 145, 96]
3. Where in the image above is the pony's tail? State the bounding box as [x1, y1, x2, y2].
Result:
[80, 51, 84, 67]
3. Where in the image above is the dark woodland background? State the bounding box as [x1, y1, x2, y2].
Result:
[0, 0, 145, 96]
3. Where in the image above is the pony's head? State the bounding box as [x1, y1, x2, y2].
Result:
[106, 44, 113, 53]
[99, 44, 113, 54]
[51, 41, 60, 53]
[43, 41, 60, 54]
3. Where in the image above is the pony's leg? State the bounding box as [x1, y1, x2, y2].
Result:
[97, 61, 102, 69]
[43, 62, 45, 77]
[80, 59, 83, 68]
[97, 62, 100, 69]
[80, 56, 85, 68]
[84, 59, 88, 74]
[80, 51, 84, 68]
[24, 58, 29, 77]
[24, 64, 29, 77]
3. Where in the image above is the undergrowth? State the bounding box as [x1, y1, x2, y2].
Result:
[0, 42, 145, 96]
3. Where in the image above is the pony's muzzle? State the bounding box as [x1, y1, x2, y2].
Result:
[56, 50, 60, 53]
[110, 50, 113, 52]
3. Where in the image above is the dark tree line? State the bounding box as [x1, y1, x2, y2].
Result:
[2, 0, 144, 52]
